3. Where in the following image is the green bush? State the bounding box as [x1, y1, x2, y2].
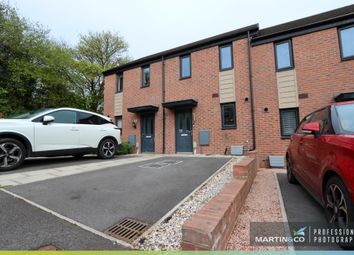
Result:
[117, 142, 135, 155]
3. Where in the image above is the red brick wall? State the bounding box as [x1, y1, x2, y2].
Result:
[104, 27, 354, 160]
[121, 62, 164, 153]
[103, 74, 116, 119]
[105, 38, 253, 155]
[164, 38, 253, 154]
[252, 27, 354, 165]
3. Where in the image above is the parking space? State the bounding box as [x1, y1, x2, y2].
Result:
[277, 173, 340, 250]
[0, 191, 127, 250]
[1, 156, 230, 249]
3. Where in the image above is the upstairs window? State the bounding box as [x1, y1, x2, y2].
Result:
[275, 40, 294, 71]
[221, 103, 236, 129]
[219, 44, 233, 71]
[280, 108, 299, 138]
[142, 66, 150, 87]
[180, 54, 191, 79]
[116, 74, 123, 93]
[339, 25, 354, 60]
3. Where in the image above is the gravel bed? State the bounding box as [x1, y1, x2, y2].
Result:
[226, 169, 288, 251]
[133, 157, 241, 250]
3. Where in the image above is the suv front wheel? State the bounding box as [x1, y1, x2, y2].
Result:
[97, 138, 117, 159]
[0, 138, 26, 171]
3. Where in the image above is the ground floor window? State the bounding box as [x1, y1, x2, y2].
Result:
[116, 116, 122, 133]
[221, 102, 236, 129]
[280, 108, 299, 138]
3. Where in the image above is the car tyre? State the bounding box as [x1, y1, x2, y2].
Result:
[0, 138, 26, 171]
[324, 176, 354, 249]
[286, 157, 298, 184]
[97, 138, 116, 159]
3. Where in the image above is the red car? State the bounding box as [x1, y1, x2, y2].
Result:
[286, 101, 354, 228]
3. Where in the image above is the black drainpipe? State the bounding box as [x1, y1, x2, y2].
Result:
[247, 31, 256, 151]
[162, 56, 166, 154]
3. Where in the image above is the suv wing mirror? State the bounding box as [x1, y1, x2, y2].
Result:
[302, 122, 320, 137]
[43, 115, 55, 125]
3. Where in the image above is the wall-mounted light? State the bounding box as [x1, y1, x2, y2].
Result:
[264, 107, 269, 113]
[244, 97, 249, 102]
[132, 119, 137, 128]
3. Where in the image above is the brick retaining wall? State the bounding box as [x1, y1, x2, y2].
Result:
[181, 152, 258, 250]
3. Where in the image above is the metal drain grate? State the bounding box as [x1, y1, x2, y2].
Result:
[104, 218, 150, 243]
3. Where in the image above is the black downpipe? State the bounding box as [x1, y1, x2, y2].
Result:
[162, 56, 166, 154]
[247, 31, 256, 151]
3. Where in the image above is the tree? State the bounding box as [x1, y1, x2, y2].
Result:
[73, 31, 130, 112]
[0, 1, 84, 116]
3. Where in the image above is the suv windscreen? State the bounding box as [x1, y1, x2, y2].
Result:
[11, 109, 53, 119]
[336, 104, 354, 134]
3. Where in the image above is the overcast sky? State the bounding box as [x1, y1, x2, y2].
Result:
[7, 0, 354, 59]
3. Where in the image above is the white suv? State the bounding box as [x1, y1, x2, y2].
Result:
[0, 108, 121, 171]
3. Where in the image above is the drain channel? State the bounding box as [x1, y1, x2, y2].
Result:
[104, 218, 150, 243]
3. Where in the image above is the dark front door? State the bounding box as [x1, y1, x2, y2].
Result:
[141, 114, 154, 152]
[175, 110, 193, 152]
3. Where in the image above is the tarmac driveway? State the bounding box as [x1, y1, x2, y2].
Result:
[7, 156, 230, 234]
[277, 173, 341, 250]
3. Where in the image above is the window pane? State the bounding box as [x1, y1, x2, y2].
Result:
[280, 109, 298, 136]
[116, 75, 123, 92]
[116, 116, 122, 128]
[142, 67, 150, 87]
[220, 45, 232, 70]
[181, 55, 191, 78]
[340, 27, 354, 58]
[51, 111, 76, 124]
[78, 112, 107, 125]
[222, 103, 236, 128]
[276, 41, 292, 70]
[186, 114, 191, 131]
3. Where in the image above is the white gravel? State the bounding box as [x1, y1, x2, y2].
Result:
[226, 169, 288, 251]
[133, 157, 242, 250]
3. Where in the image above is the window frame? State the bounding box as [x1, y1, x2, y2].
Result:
[116, 74, 123, 93]
[219, 43, 234, 71]
[274, 39, 295, 72]
[338, 24, 354, 61]
[180, 54, 191, 79]
[141, 65, 151, 88]
[221, 102, 237, 129]
[280, 107, 299, 139]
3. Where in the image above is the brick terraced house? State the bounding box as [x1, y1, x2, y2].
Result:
[103, 5, 354, 166]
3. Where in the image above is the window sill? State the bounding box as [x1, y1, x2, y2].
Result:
[179, 76, 191, 80]
[141, 85, 150, 89]
[222, 127, 236, 130]
[341, 55, 354, 62]
[276, 66, 294, 72]
[281, 136, 291, 140]
[115, 91, 123, 94]
[220, 67, 233, 72]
